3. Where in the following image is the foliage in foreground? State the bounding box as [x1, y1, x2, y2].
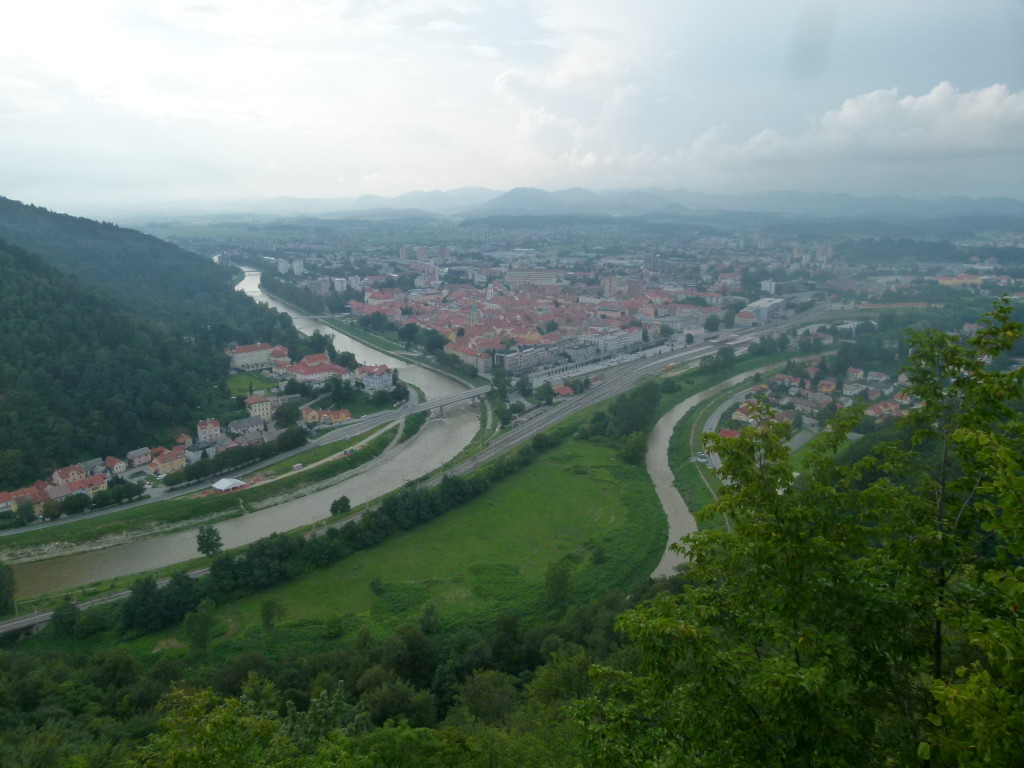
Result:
[576, 297, 1024, 767]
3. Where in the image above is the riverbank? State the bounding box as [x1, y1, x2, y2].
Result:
[0, 426, 397, 565]
[322, 316, 490, 387]
[253, 280, 486, 388]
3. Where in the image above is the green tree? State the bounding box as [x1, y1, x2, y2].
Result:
[183, 598, 217, 654]
[132, 687, 293, 767]
[330, 495, 351, 516]
[544, 559, 572, 612]
[703, 313, 720, 332]
[398, 322, 420, 343]
[535, 381, 555, 405]
[0, 561, 15, 615]
[515, 374, 534, 398]
[59, 493, 90, 516]
[618, 431, 648, 465]
[50, 600, 79, 636]
[273, 402, 301, 429]
[574, 298, 1024, 768]
[455, 669, 522, 724]
[197, 524, 223, 557]
[260, 599, 286, 632]
[14, 500, 36, 526]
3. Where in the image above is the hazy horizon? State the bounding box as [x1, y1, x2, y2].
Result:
[4, 1, 1024, 217]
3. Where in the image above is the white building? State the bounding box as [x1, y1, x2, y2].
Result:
[228, 342, 274, 371]
[355, 364, 394, 390]
[743, 297, 787, 325]
[196, 418, 222, 443]
[584, 325, 644, 355]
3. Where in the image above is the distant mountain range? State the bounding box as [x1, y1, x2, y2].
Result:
[109, 187, 1024, 225]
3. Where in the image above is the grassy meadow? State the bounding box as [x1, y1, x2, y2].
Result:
[181, 437, 662, 646]
[23, 435, 665, 656]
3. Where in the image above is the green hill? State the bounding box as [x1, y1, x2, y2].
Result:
[0, 197, 312, 490]
[0, 195, 299, 341]
[0, 241, 229, 488]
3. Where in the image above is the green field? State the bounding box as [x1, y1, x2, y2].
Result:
[226, 372, 277, 397]
[219, 439, 663, 635]
[39, 436, 666, 656]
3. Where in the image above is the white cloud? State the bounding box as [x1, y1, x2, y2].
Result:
[467, 44, 502, 58]
[689, 83, 1024, 167]
[3, 1, 1024, 208]
[493, 77, 1024, 195]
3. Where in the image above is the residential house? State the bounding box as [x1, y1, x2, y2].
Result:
[245, 395, 274, 422]
[245, 393, 301, 423]
[197, 418, 222, 443]
[355, 365, 394, 390]
[148, 451, 186, 476]
[66, 474, 108, 499]
[734, 309, 757, 328]
[270, 345, 291, 372]
[81, 458, 106, 476]
[185, 442, 218, 464]
[104, 456, 127, 475]
[843, 382, 868, 397]
[301, 407, 354, 426]
[228, 416, 265, 436]
[52, 464, 86, 486]
[126, 447, 152, 467]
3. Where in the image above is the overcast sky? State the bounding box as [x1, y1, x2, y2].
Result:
[4, 0, 1024, 216]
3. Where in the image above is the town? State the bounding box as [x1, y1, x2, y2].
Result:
[4, 214, 1020, 527]
[0, 345, 398, 524]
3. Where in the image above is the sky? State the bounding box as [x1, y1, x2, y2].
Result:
[3, 0, 1024, 216]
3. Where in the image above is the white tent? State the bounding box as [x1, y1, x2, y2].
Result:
[212, 477, 246, 492]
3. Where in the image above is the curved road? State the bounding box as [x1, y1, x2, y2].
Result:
[0, 307, 844, 633]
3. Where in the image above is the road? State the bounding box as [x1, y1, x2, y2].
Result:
[0, 307, 843, 635]
[0, 386, 488, 539]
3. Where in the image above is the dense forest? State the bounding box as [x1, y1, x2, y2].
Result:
[0, 196, 309, 350]
[0, 198, 317, 489]
[0, 242, 229, 488]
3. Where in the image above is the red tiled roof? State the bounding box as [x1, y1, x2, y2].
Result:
[231, 342, 273, 354]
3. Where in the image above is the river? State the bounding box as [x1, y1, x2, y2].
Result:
[13, 272, 477, 600]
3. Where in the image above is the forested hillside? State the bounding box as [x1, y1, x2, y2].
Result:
[0, 196, 302, 345]
[0, 198, 316, 489]
[0, 242, 226, 488]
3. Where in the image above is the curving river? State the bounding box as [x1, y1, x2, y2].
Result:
[13, 272, 477, 599]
